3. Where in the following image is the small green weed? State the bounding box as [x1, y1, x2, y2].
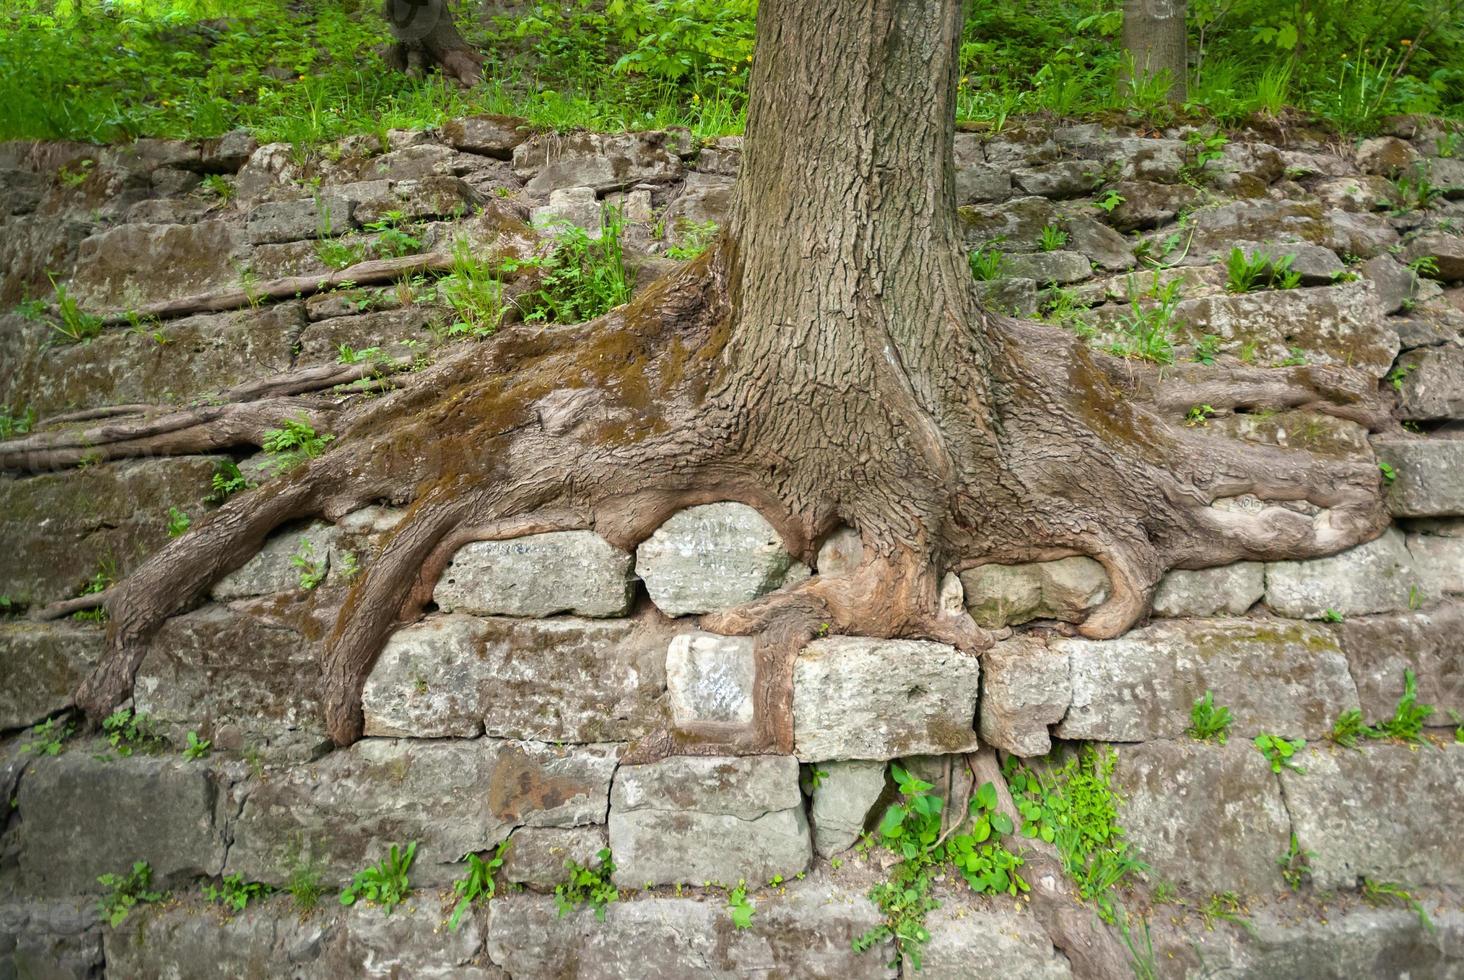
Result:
[727, 880, 754, 929]
[449, 843, 508, 931]
[1362, 878, 1434, 932]
[48, 277, 104, 343]
[1277, 832, 1314, 891]
[555, 848, 619, 921]
[97, 861, 164, 927]
[1379, 461, 1398, 484]
[314, 237, 368, 271]
[1192, 334, 1221, 365]
[364, 211, 422, 259]
[166, 506, 191, 538]
[182, 731, 211, 760]
[1094, 189, 1125, 214]
[1407, 255, 1440, 279]
[438, 239, 506, 338]
[0, 404, 37, 439]
[341, 841, 416, 914]
[1373, 668, 1433, 743]
[663, 218, 719, 260]
[201, 174, 234, 201]
[22, 717, 76, 756]
[1329, 709, 1372, 749]
[1038, 224, 1068, 251]
[1180, 131, 1227, 184]
[1199, 891, 1249, 930]
[1254, 733, 1306, 774]
[511, 207, 635, 324]
[290, 538, 327, 590]
[262, 417, 333, 474]
[204, 873, 272, 913]
[1186, 690, 1232, 743]
[1321, 608, 1345, 623]
[287, 858, 325, 913]
[1184, 404, 1217, 428]
[1225, 247, 1300, 293]
[1108, 275, 1181, 365]
[1386, 364, 1417, 392]
[205, 459, 253, 504]
[102, 708, 164, 757]
[967, 247, 1006, 281]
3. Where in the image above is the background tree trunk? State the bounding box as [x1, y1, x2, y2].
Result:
[381, 0, 484, 86]
[1121, 0, 1189, 102]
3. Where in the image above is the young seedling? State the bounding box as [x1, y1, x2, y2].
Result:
[449, 843, 508, 931]
[554, 848, 619, 921]
[1186, 690, 1232, 743]
[1254, 733, 1306, 774]
[727, 880, 755, 929]
[341, 841, 416, 914]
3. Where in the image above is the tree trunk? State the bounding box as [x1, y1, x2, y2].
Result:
[1121, 0, 1188, 102]
[381, 0, 484, 86]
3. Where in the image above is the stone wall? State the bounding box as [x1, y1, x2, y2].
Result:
[2, 112, 1463, 978]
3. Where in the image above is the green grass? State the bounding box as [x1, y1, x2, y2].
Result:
[3, 0, 1459, 151]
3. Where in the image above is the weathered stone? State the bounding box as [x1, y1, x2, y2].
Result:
[666, 631, 756, 728]
[354, 175, 478, 225]
[367, 143, 458, 180]
[1055, 619, 1358, 741]
[1151, 562, 1266, 617]
[610, 755, 809, 886]
[914, 906, 1072, 979]
[1065, 215, 1136, 271]
[441, 114, 530, 159]
[694, 137, 742, 176]
[1000, 250, 1092, 284]
[1360, 254, 1421, 314]
[212, 521, 338, 598]
[960, 556, 1108, 627]
[1338, 603, 1464, 723]
[513, 132, 684, 195]
[1314, 174, 1396, 211]
[636, 502, 805, 616]
[0, 621, 101, 730]
[100, 898, 336, 980]
[1113, 741, 1290, 894]
[5, 300, 303, 414]
[661, 172, 732, 244]
[1357, 136, 1420, 177]
[228, 738, 617, 887]
[0, 456, 224, 606]
[245, 194, 353, 244]
[135, 603, 326, 753]
[434, 530, 634, 617]
[1266, 527, 1421, 618]
[69, 219, 245, 308]
[810, 760, 887, 857]
[1394, 345, 1464, 421]
[793, 636, 980, 761]
[1101, 180, 1201, 232]
[973, 275, 1038, 315]
[199, 128, 259, 173]
[324, 901, 500, 979]
[1171, 281, 1396, 376]
[1409, 529, 1464, 598]
[530, 185, 602, 237]
[978, 635, 1070, 757]
[1012, 160, 1096, 199]
[0, 212, 92, 306]
[362, 613, 672, 742]
[1402, 231, 1464, 282]
[1375, 437, 1464, 516]
[502, 826, 607, 889]
[953, 163, 1012, 204]
[958, 195, 1057, 250]
[486, 885, 889, 979]
[0, 900, 103, 979]
[294, 306, 437, 362]
[16, 750, 227, 895]
[1282, 743, 1464, 890]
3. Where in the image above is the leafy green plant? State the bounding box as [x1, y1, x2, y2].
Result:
[1186, 690, 1232, 743]
[364, 210, 423, 259]
[1277, 832, 1314, 891]
[1387, 364, 1417, 392]
[337, 344, 385, 365]
[1038, 224, 1068, 252]
[727, 880, 754, 929]
[205, 459, 254, 504]
[1199, 891, 1249, 929]
[182, 730, 211, 760]
[102, 708, 164, 757]
[1184, 404, 1217, 428]
[97, 861, 164, 927]
[1373, 668, 1433, 742]
[555, 848, 619, 921]
[1094, 189, 1125, 214]
[1362, 878, 1434, 932]
[0, 404, 37, 440]
[341, 841, 416, 913]
[47, 276, 104, 343]
[1278, 346, 1307, 366]
[438, 238, 506, 338]
[1329, 708, 1372, 748]
[1389, 169, 1442, 214]
[1254, 733, 1306, 774]
[1321, 608, 1345, 623]
[22, 717, 76, 756]
[338, 550, 361, 581]
[262, 417, 334, 474]
[1109, 275, 1181, 365]
[511, 206, 635, 324]
[664, 219, 720, 260]
[1407, 255, 1440, 279]
[1005, 747, 1144, 922]
[1192, 334, 1221, 366]
[315, 237, 368, 271]
[449, 843, 507, 931]
[1225, 247, 1300, 293]
[967, 247, 1006, 281]
[204, 873, 272, 913]
[166, 506, 191, 538]
[72, 562, 114, 622]
[201, 174, 234, 201]
[290, 538, 327, 590]
[287, 858, 325, 913]
[1179, 131, 1227, 184]
[1379, 461, 1398, 484]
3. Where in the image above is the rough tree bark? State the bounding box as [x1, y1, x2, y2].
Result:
[1121, 0, 1189, 102]
[381, 0, 484, 86]
[4, 1, 1388, 971]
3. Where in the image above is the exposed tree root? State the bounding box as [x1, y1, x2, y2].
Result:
[99, 253, 454, 324]
[30, 592, 108, 623]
